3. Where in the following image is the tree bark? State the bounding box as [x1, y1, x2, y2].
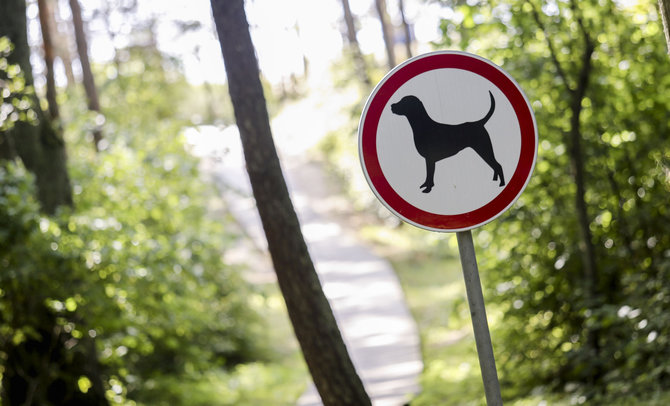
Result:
[37, 0, 60, 120]
[568, 1, 599, 311]
[659, 0, 670, 54]
[563, 5, 602, 383]
[340, 0, 371, 85]
[0, 0, 73, 214]
[398, 0, 412, 59]
[209, 1, 371, 405]
[69, 0, 103, 151]
[375, 0, 396, 70]
[568, 42, 598, 308]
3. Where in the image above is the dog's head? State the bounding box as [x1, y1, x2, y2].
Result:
[391, 95, 423, 117]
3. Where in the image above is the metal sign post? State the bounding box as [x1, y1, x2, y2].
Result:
[457, 230, 502, 406]
[358, 51, 538, 405]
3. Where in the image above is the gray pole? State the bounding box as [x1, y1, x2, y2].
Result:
[456, 230, 503, 406]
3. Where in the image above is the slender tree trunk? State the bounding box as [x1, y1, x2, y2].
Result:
[0, 0, 72, 214]
[564, 5, 602, 382]
[294, 22, 309, 78]
[37, 0, 60, 120]
[53, 0, 76, 86]
[568, 4, 599, 312]
[58, 46, 76, 87]
[340, 0, 371, 85]
[659, 0, 670, 54]
[69, 0, 103, 151]
[398, 0, 412, 59]
[530, 0, 599, 301]
[209, 1, 371, 405]
[568, 47, 598, 306]
[375, 0, 396, 70]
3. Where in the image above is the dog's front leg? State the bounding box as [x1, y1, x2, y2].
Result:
[420, 160, 435, 193]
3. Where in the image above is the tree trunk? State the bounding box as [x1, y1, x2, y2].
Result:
[340, 0, 371, 85]
[566, 2, 600, 313]
[659, 0, 670, 54]
[37, 0, 60, 120]
[530, 0, 599, 303]
[69, 0, 103, 151]
[53, 0, 76, 86]
[398, 0, 412, 59]
[568, 46, 598, 301]
[568, 25, 601, 381]
[374, 0, 396, 70]
[209, 1, 371, 405]
[0, 0, 72, 214]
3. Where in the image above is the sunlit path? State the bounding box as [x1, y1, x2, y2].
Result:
[186, 91, 423, 406]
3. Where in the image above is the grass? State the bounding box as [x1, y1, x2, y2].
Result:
[373, 228, 487, 405]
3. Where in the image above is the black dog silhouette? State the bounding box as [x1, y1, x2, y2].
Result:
[391, 92, 505, 193]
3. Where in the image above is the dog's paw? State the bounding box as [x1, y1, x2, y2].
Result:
[421, 187, 433, 193]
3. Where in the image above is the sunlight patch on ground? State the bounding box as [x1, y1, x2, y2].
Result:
[301, 222, 342, 241]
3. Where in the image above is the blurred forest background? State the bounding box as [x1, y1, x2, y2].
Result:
[1, 0, 670, 405]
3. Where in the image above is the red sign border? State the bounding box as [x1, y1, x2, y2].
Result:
[359, 51, 538, 232]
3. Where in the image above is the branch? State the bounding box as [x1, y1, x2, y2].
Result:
[659, 0, 670, 55]
[527, 0, 575, 94]
[570, 0, 596, 100]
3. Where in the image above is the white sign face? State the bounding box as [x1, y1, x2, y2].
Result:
[359, 51, 538, 232]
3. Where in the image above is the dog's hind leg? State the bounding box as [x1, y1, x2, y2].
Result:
[492, 162, 505, 186]
[482, 157, 505, 187]
[472, 137, 505, 187]
[420, 159, 435, 193]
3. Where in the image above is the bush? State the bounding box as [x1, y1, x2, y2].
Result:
[1, 45, 272, 404]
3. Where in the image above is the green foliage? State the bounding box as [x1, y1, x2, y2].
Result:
[1, 42, 305, 405]
[133, 362, 305, 406]
[358, 222, 670, 405]
[68, 136, 266, 401]
[0, 36, 37, 131]
[0, 161, 112, 405]
[435, 0, 670, 400]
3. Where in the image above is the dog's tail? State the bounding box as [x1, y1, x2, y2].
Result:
[478, 91, 495, 125]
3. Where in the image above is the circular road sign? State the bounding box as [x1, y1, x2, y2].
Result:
[359, 50, 538, 232]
